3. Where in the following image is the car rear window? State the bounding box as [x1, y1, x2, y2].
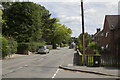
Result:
[39, 46, 44, 49]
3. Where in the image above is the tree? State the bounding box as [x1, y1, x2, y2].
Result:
[87, 41, 101, 54]
[51, 24, 72, 48]
[0, 9, 2, 31]
[2, 35, 9, 58]
[78, 32, 92, 47]
[2, 2, 50, 43]
[0, 9, 2, 22]
[2, 2, 73, 51]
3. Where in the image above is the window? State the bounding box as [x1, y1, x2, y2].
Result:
[105, 32, 109, 37]
[101, 46, 104, 50]
[106, 44, 109, 48]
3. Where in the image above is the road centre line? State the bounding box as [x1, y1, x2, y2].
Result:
[52, 69, 60, 78]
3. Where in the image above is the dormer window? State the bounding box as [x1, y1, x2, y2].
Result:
[105, 32, 109, 37]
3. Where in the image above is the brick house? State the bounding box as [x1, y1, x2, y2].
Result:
[93, 15, 120, 57]
[92, 28, 104, 49]
[102, 15, 120, 57]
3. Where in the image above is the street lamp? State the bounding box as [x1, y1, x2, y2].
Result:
[81, 0, 85, 66]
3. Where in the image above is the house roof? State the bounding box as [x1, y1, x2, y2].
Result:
[105, 15, 120, 30]
[93, 30, 103, 39]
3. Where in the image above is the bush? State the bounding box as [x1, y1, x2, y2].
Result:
[28, 41, 45, 52]
[64, 44, 68, 47]
[9, 38, 17, 54]
[87, 41, 101, 54]
[60, 43, 64, 47]
[77, 40, 83, 51]
[45, 45, 53, 50]
[2, 36, 10, 58]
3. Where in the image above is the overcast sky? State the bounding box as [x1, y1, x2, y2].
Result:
[28, 0, 118, 37]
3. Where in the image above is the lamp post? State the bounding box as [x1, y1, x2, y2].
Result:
[81, 0, 85, 66]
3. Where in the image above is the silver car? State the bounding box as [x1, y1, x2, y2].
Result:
[38, 46, 50, 54]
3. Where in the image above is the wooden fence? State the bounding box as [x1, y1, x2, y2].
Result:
[85, 55, 119, 67]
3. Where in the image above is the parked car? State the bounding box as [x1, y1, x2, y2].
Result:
[38, 46, 50, 54]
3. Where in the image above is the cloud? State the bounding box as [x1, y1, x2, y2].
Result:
[29, 0, 119, 2]
[85, 8, 96, 13]
[58, 15, 81, 24]
[37, 2, 117, 37]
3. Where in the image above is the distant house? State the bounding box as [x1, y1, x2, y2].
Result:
[93, 15, 120, 57]
[92, 28, 104, 49]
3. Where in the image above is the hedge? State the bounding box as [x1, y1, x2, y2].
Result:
[2, 36, 9, 58]
[64, 44, 68, 47]
[2, 36, 18, 58]
[45, 45, 53, 50]
[28, 41, 45, 52]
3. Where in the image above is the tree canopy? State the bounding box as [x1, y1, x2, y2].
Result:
[2, 2, 72, 49]
[78, 32, 92, 47]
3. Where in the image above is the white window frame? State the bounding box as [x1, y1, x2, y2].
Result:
[106, 44, 109, 48]
[105, 32, 109, 37]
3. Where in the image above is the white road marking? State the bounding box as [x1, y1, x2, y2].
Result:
[52, 69, 60, 78]
[9, 67, 23, 73]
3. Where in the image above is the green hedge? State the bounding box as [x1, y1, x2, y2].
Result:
[45, 45, 53, 50]
[1, 35, 17, 58]
[9, 38, 17, 54]
[64, 44, 68, 47]
[60, 43, 68, 47]
[2, 36, 9, 58]
[28, 41, 45, 52]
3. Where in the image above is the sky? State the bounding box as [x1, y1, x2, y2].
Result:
[28, 0, 118, 37]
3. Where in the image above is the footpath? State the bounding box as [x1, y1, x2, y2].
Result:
[59, 49, 120, 78]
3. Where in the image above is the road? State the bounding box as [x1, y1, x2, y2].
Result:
[2, 47, 119, 79]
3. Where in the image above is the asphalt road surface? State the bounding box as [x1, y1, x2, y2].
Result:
[2, 47, 119, 79]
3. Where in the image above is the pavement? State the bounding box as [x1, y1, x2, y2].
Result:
[59, 50, 120, 77]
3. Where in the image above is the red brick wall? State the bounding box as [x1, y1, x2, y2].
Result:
[102, 18, 114, 55]
[114, 29, 120, 56]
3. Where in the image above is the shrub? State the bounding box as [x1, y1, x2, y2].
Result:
[77, 40, 83, 51]
[9, 38, 17, 54]
[64, 44, 68, 47]
[28, 41, 45, 52]
[60, 43, 64, 47]
[45, 45, 53, 50]
[87, 41, 101, 54]
[2, 36, 10, 58]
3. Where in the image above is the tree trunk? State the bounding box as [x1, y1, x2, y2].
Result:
[53, 44, 56, 49]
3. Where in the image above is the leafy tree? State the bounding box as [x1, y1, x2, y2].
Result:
[78, 32, 92, 47]
[2, 2, 49, 43]
[2, 35, 10, 58]
[76, 40, 83, 51]
[51, 24, 72, 48]
[0, 9, 2, 32]
[0, 9, 2, 22]
[2, 2, 73, 51]
[87, 41, 101, 54]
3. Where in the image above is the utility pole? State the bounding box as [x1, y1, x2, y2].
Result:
[81, 0, 85, 66]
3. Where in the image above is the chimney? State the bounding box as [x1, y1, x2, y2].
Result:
[97, 28, 100, 33]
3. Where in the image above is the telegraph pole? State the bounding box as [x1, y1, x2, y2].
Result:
[81, 0, 85, 66]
